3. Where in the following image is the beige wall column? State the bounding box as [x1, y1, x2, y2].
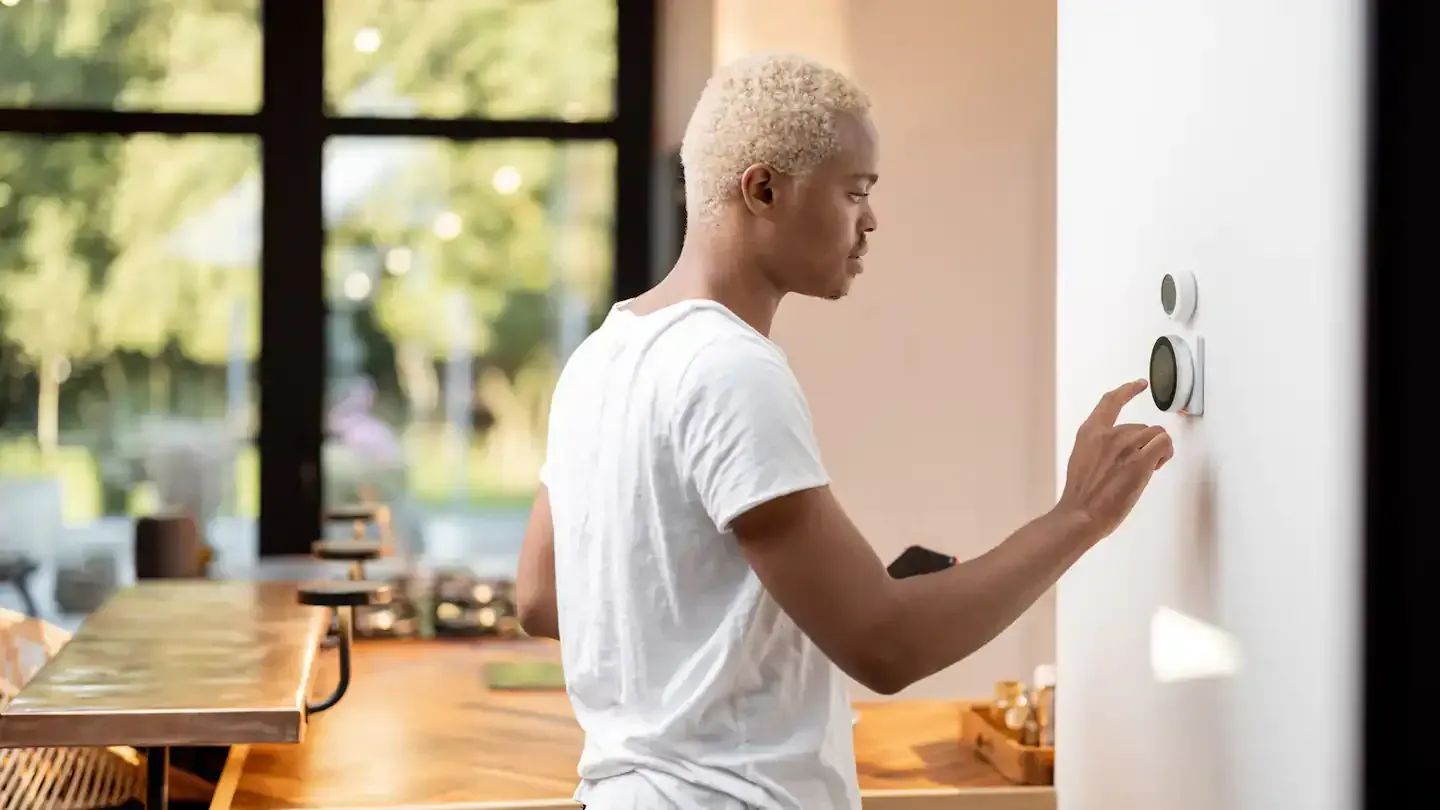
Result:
[713, 0, 854, 73]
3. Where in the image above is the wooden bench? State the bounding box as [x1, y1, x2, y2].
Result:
[0, 579, 384, 810]
[213, 640, 1055, 810]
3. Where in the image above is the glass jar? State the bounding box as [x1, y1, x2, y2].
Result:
[992, 680, 1028, 731]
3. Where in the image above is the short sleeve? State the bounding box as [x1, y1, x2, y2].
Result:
[674, 337, 830, 533]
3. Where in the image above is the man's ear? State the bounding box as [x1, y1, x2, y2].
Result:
[739, 163, 780, 218]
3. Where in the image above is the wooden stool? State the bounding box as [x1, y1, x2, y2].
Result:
[296, 581, 389, 715]
[323, 503, 388, 544]
[312, 539, 383, 582]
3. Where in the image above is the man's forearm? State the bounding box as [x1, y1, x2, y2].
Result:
[878, 508, 1094, 690]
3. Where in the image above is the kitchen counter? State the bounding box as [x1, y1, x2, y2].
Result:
[213, 639, 1055, 810]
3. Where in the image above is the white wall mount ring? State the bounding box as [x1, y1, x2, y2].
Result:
[1150, 334, 1204, 415]
[1160, 270, 1198, 323]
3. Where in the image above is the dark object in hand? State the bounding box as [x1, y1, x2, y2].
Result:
[887, 545, 957, 579]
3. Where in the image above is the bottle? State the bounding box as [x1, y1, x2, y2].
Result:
[993, 680, 1028, 732]
[1033, 664, 1057, 747]
[1019, 696, 1042, 746]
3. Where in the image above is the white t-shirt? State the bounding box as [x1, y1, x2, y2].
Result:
[542, 300, 860, 809]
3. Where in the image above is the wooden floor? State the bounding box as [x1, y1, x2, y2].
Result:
[216, 640, 1054, 810]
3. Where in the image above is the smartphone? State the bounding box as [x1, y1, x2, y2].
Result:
[887, 545, 957, 579]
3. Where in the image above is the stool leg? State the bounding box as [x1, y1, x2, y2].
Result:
[146, 746, 169, 810]
[307, 606, 354, 715]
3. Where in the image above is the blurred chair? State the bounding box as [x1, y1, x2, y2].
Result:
[0, 554, 39, 618]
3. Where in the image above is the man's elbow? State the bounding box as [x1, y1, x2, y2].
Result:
[515, 592, 560, 640]
[831, 617, 922, 695]
[840, 603, 929, 695]
[861, 670, 909, 697]
[848, 649, 916, 696]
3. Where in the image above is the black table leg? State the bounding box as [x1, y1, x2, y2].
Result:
[146, 746, 169, 810]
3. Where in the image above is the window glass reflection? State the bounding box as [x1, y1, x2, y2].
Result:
[0, 134, 260, 631]
[0, 0, 261, 113]
[322, 137, 614, 576]
[325, 0, 617, 120]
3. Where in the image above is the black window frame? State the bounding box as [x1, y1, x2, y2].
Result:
[0, 0, 656, 557]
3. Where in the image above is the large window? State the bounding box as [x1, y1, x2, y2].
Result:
[322, 137, 616, 571]
[0, 0, 654, 623]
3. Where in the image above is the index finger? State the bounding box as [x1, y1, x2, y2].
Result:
[1086, 379, 1149, 428]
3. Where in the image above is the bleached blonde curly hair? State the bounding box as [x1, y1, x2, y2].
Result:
[680, 52, 871, 227]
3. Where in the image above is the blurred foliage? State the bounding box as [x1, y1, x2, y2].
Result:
[0, 0, 616, 512]
[324, 0, 615, 121]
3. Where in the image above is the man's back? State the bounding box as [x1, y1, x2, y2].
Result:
[543, 300, 860, 809]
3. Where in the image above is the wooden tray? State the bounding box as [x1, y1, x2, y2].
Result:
[959, 702, 1054, 786]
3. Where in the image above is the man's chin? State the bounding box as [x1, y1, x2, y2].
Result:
[825, 274, 856, 300]
[795, 273, 854, 301]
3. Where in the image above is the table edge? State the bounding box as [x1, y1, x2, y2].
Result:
[0, 706, 306, 748]
[0, 589, 330, 749]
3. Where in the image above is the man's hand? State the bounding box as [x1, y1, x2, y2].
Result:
[1058, 379, 1175, 545]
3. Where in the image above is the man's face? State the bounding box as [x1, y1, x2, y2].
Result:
[739, 112, 880, 300]
[776, 112, 880, 300]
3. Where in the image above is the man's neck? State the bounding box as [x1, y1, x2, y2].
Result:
[631, 229, 784, 337]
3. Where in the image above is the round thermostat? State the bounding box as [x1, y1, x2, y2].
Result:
[1160, 270, 1198, 322]
[1150, 334, 1196, 413]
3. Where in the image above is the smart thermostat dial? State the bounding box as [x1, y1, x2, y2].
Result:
[1160, 270, 1198, 323]
[1150, 334, 1204, 415]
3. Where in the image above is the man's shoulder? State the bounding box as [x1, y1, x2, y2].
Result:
[662, 302, 777, 350]
[678, 327, 791, 392]
[643, 303, 789, 380]
[557, 301, 794, 407]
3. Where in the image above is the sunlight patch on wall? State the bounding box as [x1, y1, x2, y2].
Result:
[1150, 605, 1242, 683]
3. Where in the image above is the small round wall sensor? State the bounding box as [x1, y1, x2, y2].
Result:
[1160, 270, 1198, 322]
[1150, 334, 1204, 415]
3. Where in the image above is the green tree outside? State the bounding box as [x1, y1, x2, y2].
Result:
[0, 0, 616, 523]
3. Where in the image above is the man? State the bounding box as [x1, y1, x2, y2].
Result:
[516, 53, 1173, 809]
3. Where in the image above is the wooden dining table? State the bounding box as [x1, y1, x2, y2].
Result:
[0, 580, 333, 810]
[214, 639, 1055, 810]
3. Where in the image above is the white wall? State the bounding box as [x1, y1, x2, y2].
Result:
[1055, 2, 1365, 810]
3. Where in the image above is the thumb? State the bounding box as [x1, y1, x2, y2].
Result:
[1138, 429, 1174, 470]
